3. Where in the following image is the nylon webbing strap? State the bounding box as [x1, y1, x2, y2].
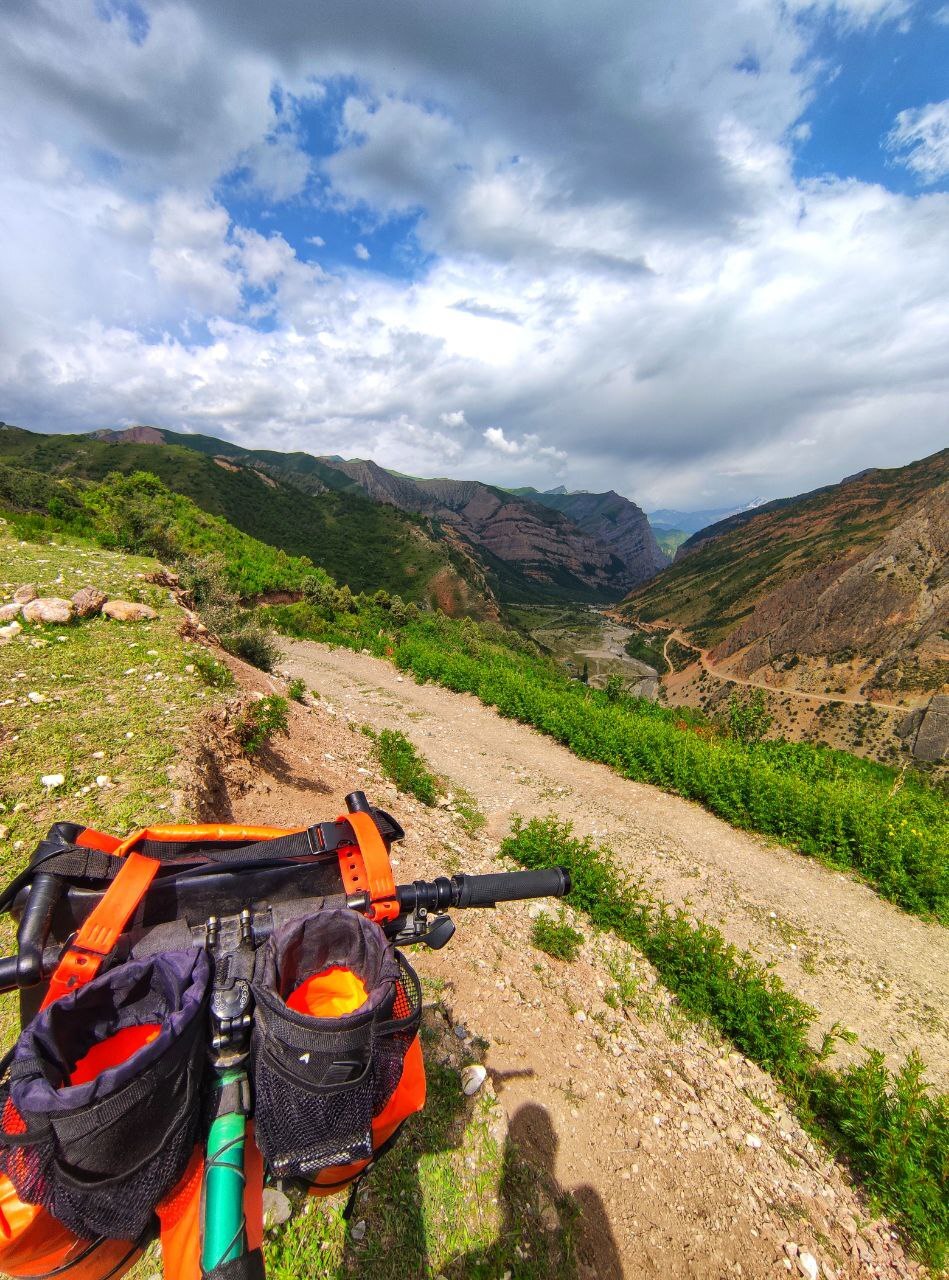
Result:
[346, 810, 398, 922]
[41, 852, 160, 1009]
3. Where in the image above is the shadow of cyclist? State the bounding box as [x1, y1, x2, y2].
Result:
[447, 1102, 623, 1280]
[264, 1014, 621, 1279]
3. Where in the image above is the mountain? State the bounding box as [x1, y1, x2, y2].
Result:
[621, 448, 949, 698]
[508, 486, 668, 582]
[0, 423, 667, 609]
[313, 461, 659, 601]
[647, 499, 766, 534]
[0, 425, 492, 615]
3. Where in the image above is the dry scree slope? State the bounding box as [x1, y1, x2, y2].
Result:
[208, 647, 934, 1280]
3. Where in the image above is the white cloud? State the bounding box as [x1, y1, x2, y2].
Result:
[885, 100, 949, 184]
[354, 242, 371, 260]
[306, 235, 326, 247]
[0, 0, 946, 507]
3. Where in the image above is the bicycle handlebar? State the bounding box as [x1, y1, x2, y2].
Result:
[395, 867, 570, 912]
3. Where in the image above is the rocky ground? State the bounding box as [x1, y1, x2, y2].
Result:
[196, 641, 946, 1280]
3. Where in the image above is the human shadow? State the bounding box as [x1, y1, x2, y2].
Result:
[448, 1102, 623, 1280]
[266, 1003, 623, 1279]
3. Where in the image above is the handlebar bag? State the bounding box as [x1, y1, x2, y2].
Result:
[250, 909, 423, 1187]
[0, 949, 209, 1244]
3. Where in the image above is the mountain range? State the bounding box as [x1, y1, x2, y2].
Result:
[0, 424, 666, 613]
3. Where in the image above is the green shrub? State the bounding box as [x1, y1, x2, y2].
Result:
[374, 729, 440, 806]
[287, 677, 307, 702]
[726, 689, 772, 744]
[235, 695, 290, 755]
[531, 910, 583, 961]
[502, 815, 949, 1267]
[221, 623, 281, 673]
[191, 648, 235, 691]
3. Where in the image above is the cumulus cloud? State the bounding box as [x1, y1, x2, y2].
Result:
[0, 0, 946, 507]
[886, 100, 949, 184]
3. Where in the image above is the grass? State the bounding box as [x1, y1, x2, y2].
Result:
[373, 729, 441, 806]
[502, 815, 949, 1268]
[531, 911, 584, 962]
[0, 524, 224, 1040]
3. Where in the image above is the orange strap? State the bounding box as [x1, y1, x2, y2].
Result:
[345, 811, 399, 923]
[41, 853, 160, 1009]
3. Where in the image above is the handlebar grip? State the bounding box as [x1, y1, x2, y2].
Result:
[452, 867, 570, 908]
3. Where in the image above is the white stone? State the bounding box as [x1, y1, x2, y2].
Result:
[461, 1064, 488, 1096]
[350, 1219, 367, 1242]
[40, 774, 65, 789]
[27, 691, 45, 704]
[797, 1253, 819, 1280]
[0, 621, 22, 644]
[95, 775, 111, 788]
[0, 603, 21, 622]
[91, 751, 105, 759]
[745, 1133, 762, 1149]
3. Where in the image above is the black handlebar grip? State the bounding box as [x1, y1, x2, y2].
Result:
[452, 867, 570, 908]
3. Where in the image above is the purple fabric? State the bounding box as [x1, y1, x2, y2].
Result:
[12, 948, 209, 1114]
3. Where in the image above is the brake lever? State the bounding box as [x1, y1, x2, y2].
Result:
[389, 908, 456, 950]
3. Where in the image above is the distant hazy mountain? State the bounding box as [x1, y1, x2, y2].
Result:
[647, 499, 766, 535]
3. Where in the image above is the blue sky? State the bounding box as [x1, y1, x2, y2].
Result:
[0, 0, 946, 508]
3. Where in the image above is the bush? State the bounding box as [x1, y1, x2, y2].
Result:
[191, 648, 235, 690]
[726, 689, 772, 744]
[374, 729, 440, 806]
[531, 910, 583, 961]
[221, 623, 282, 673]
[235, 695, 290, 755]
[287, 677, 307, 702]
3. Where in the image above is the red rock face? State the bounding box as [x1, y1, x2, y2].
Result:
[318, 460, 664, 598]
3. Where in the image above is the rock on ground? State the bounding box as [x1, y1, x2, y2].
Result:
[21, 598, 74, 624]
[0, 603, 22, 622]
[71, 586, 108, 618]
[12, 584, 37, 604]
[102, 600, 158, 622]
[0, 621, 22, 644]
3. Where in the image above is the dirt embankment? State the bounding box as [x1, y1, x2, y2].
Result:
[190, 641, 946, 1280]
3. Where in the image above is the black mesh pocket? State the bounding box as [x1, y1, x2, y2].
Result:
[0, 948, 209, 1241]
[251, 910, 421, 1182]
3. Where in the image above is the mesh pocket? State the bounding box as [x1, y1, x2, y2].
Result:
[0, 949, 209, 1241]
[251, 910, 421, 1182]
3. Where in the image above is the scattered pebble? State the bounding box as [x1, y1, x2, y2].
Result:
[461, 1064, 487, 1096]
[798, 1252, 819, 1280]
[745, 1133, 762, 1149]
[349, 1219, 367, 1242]
[91, 751, 105, 760]
[95, 775, 111, 788]
[27, 691, 45, 704]
[41, 774, 65, 789]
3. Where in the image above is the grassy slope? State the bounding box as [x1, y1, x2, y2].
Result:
[0, 526, 224, 1035]
[0, 429, 472, 607]
[623, 448, 949, 645]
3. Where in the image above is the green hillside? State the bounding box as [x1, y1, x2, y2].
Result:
[0, 427, 480, 608]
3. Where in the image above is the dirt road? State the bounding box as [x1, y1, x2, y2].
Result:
[279, 640, 948, 1089]
[217, 643, 940, 1279]
[657, 628, 910, 714]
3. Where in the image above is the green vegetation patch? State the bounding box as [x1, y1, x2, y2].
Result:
[235, 695, 290, 756]
[503, 816, 949, 1267]
[373, 729, 441, 806]
[531, 910, 584, 962]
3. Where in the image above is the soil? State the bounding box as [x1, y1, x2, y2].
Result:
[201, 641, 947, 1280]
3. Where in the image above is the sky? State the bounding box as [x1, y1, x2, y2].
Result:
[0, 0, 947, 509]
